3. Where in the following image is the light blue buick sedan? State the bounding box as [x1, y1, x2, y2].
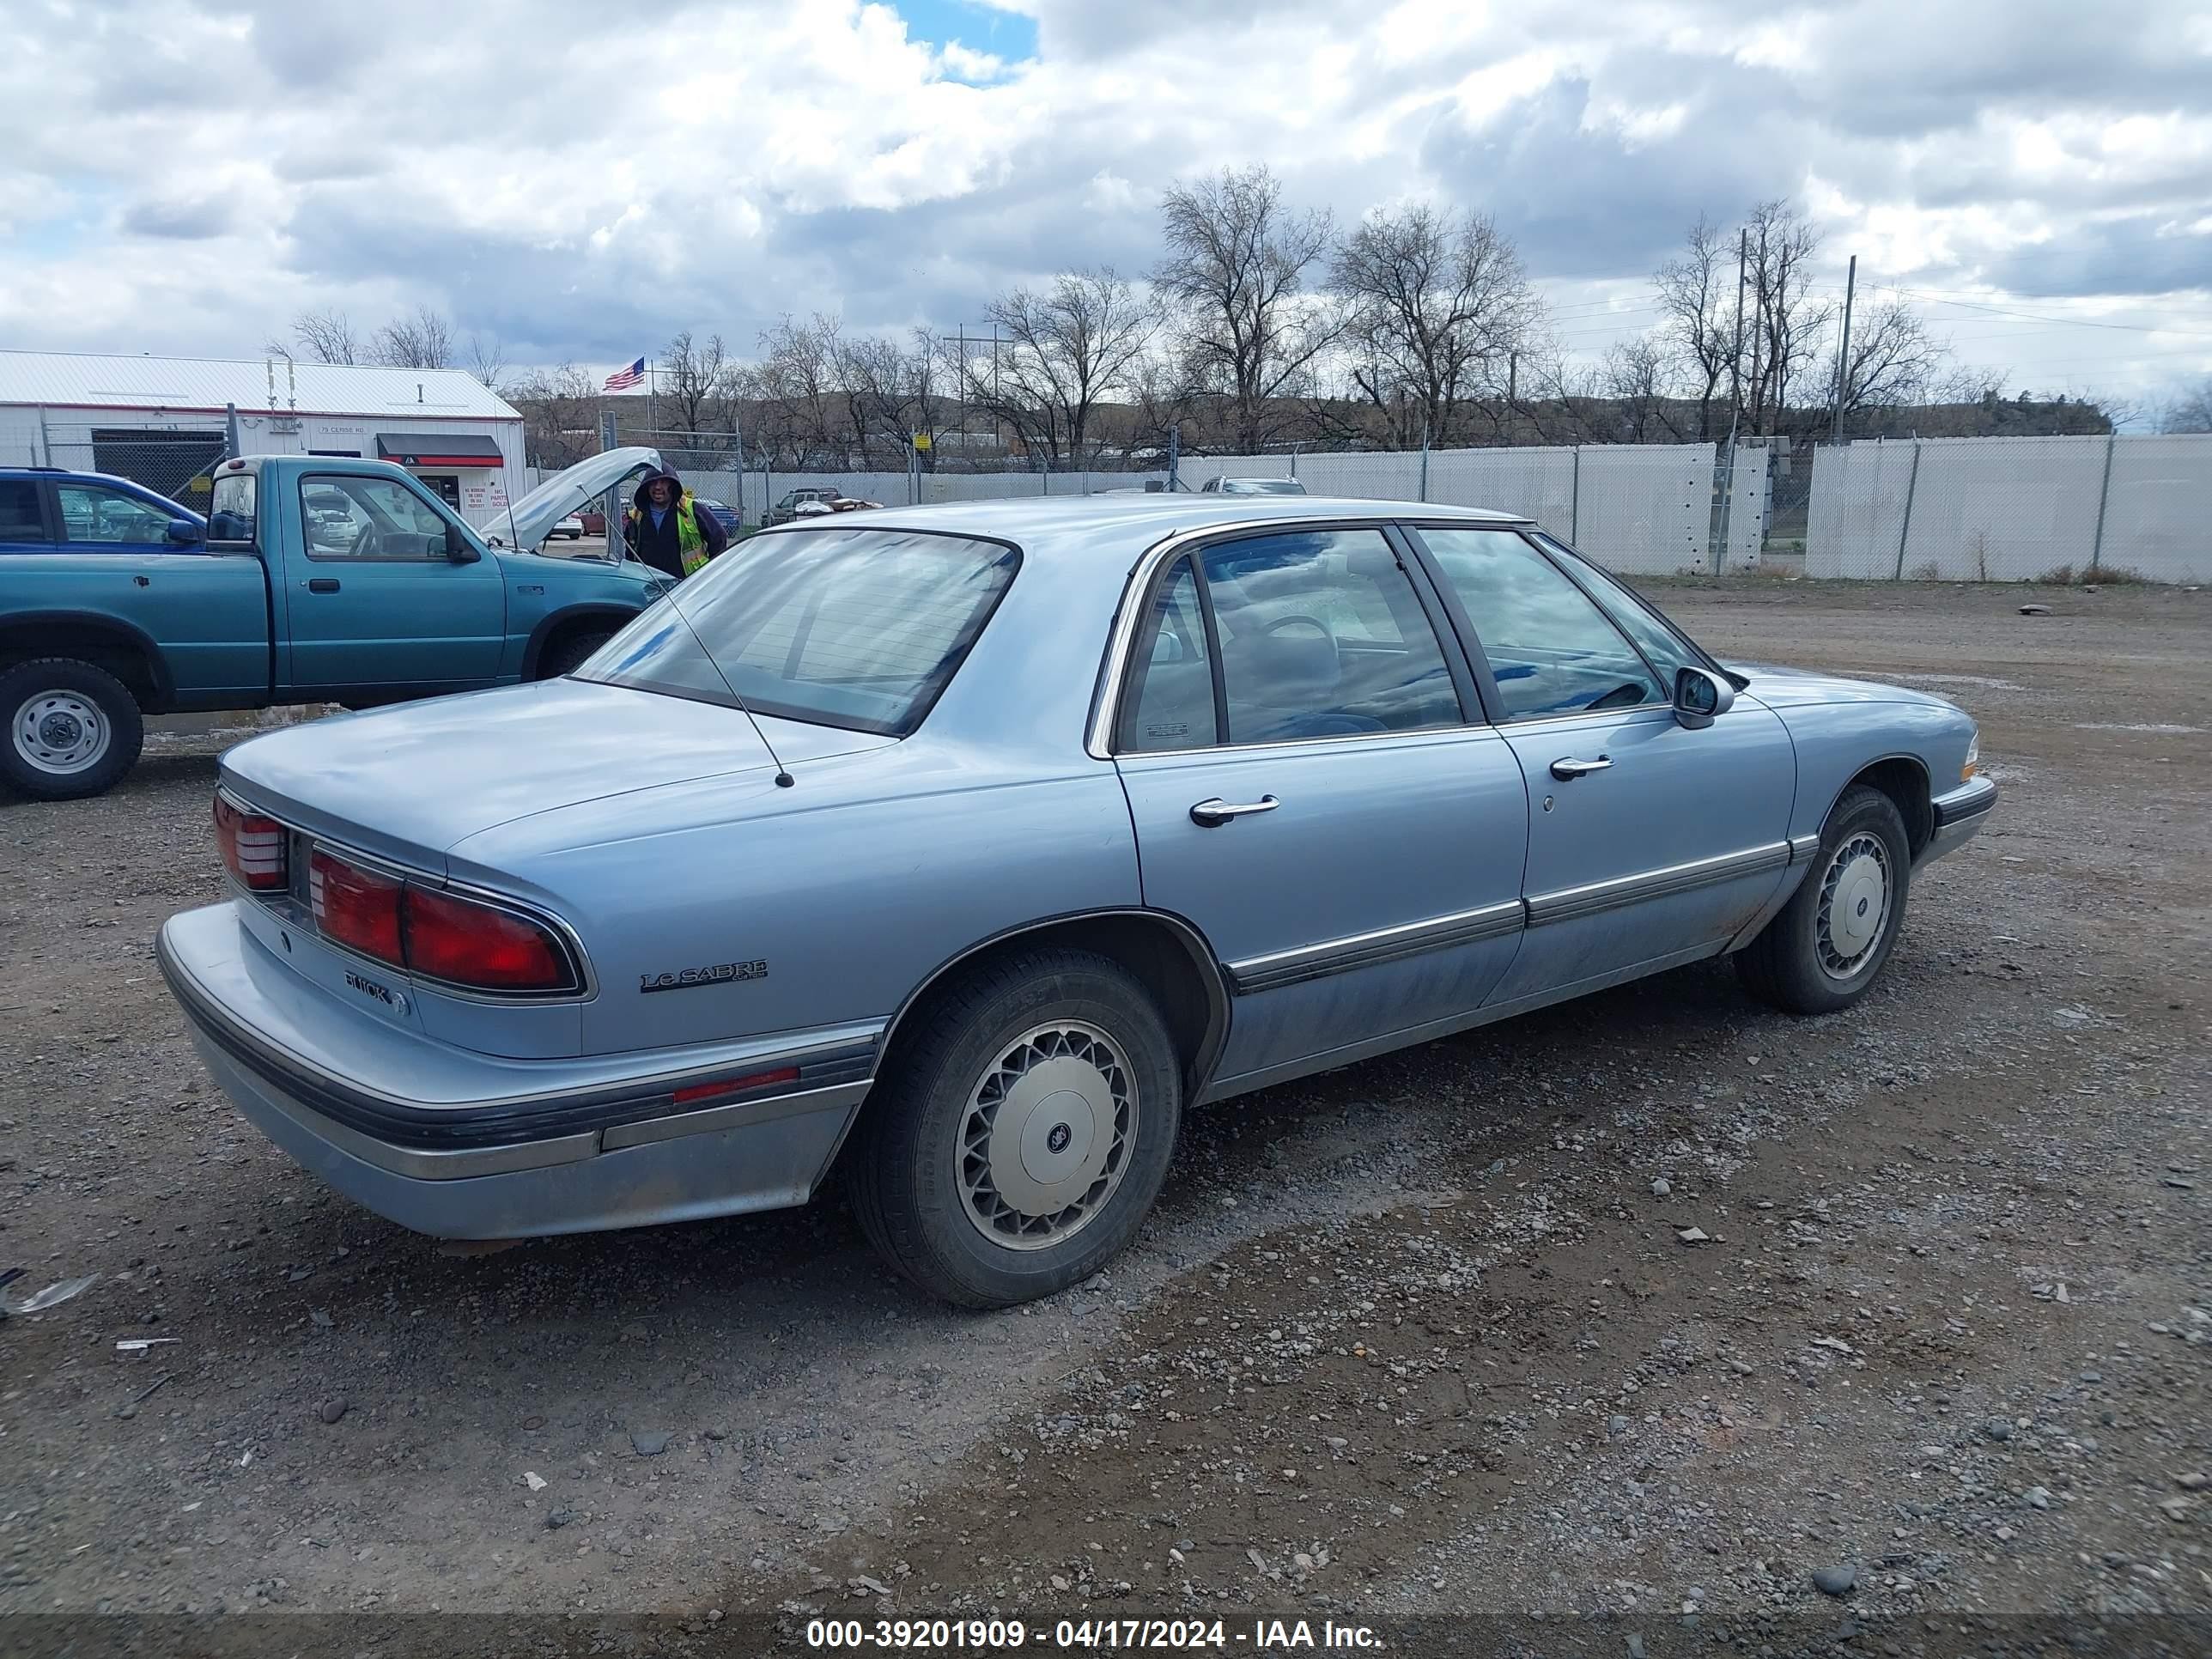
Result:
[158, 496, 1996, 1306]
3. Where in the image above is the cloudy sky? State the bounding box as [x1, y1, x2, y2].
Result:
[3, 0, 2209, 408]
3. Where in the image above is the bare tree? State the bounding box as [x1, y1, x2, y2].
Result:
[2162, 375, 2212, 434]
[963, 268, 1158, 465]
[465, 332, 508, 390]
[370, 305, 455, 370]
[1652, 216, 1735, 439]
[505, 365, 604, 469]
[271, 308, 361, 366]
[1825, 295, 1950, 429]
[657, 330, 742, 445]
[1740, 199, 1832, 435]
[752, 314, 849, 467]
[1601, 335, 1680, 442]
[1154, 165, 1337, 452]
[1332, 205, 1540, 449]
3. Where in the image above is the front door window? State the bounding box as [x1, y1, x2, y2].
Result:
[1419, 528, 1664, 720]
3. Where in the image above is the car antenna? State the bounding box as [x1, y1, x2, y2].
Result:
[661, 582, 797, 788]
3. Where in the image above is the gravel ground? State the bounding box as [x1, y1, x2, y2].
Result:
[0, 577, 2206, 1651]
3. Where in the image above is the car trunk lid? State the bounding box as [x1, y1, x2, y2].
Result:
[219, 678, 887, 870]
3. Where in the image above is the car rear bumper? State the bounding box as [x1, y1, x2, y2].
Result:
[158, 902, 879, 1239]
[1920, 775, 1998, 866]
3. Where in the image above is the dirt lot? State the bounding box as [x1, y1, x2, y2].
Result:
[1, 578, 2207, 1651]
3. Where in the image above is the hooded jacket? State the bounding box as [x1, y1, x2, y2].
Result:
[623, 468, 728, 579]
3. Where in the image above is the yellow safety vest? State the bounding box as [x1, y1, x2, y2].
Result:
[627, 493, 709, 575]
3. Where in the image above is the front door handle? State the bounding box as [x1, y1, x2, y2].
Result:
[307, 578, 341, 594]
[1549, 755, 1612, 781]
[1189, 795, 1279, 827]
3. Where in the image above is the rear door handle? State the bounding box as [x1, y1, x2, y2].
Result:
[1549, 755, 1612, 780]
[307, 578, 341, 594]
[1189, 795, 1279, 827]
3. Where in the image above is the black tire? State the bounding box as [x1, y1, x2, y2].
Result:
[850, 947, 1182, 1309]
[1736, 784, 1912, 1015]
[538, 629, 613, 679]
[0, 657, 144, 801]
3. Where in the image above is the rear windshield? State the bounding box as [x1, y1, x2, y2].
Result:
[209, 471, 256, 544]
[578, 526, 1019, 737]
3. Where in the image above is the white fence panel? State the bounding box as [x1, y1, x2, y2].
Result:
[1900, 436, 2104, 581]
[2098, 434, 2212, 583]
[1571, 444, 1716, 574]
[1421, 447, 1576, 524]
[1806, 441, 1923, 578]
[1720, 442, 1770, 573]
[1805, 434, 2212, 581]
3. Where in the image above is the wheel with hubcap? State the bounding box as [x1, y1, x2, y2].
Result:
[850, 947, 1182, 1308]
[1735, 783, 1911, 1015]
[0, 657, 144, 801]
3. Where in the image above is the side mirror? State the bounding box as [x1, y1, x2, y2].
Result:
[1673, 665, 1735, 730]
[166, 519, 204, 546]
[445, 526, 482, 564]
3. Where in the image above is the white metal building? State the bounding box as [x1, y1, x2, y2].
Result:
[0, 351, 527, 527]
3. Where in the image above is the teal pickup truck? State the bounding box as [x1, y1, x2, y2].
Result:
[0, 448, 671, 800]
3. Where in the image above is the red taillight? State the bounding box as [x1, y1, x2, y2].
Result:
[402, 886, 573, 993]
[278, 839, 577, 996]
[213, 794, 288, 890]
[309, 848, 404, 966]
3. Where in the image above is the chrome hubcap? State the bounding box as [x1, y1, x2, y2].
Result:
[1816, 833, 1891, 980]
[958, 1021, 1136, 1250]
[13, 691, 109, 775]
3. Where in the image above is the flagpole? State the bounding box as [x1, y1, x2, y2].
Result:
[647, 363, 655, 441]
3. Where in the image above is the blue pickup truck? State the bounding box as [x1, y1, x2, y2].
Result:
[0, 449, 671, 799]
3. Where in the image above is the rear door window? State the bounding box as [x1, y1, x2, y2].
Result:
[0, 480, 46, 544]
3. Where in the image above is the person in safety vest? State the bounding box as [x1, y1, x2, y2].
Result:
[623, 467, 727, 579]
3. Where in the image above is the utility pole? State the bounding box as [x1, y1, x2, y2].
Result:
[1729, 228, 1747, 442]
[1829, 254, 1857, 443]
[1507, 351, 1517, 406]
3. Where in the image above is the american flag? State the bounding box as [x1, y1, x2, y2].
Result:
[603, 357, 646, 392]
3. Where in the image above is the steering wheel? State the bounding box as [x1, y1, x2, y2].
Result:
[1263, 614, 1331, 639]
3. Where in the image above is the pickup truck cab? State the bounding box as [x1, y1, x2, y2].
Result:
[0, 450, 672, 799]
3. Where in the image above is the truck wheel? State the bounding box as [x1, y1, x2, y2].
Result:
[1735, 785, 1911, 1015]
[849, 948, 1182, 1309]
[0, 658, 144, 801]
[538, 630, 612, 679]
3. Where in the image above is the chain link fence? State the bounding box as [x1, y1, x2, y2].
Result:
[556, 438, 1739, 576]
[16, 419, 230, 514]
[1805, 433, 2212, 582]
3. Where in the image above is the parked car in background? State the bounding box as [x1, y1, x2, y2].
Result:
[160, 494, 1994, 1307]
[764, 486, 881, 525]
[0, 450, 672, 799]
[1200, 476, 1307, 495]
[553, 514, 585, 540]
[695, 498, 743, 538]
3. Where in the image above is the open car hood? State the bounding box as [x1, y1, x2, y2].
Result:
[494, 447, 664, 553]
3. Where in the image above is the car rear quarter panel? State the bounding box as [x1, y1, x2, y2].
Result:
[444, 736, 1144, 1057]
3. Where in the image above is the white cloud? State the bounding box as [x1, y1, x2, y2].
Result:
[0, 0, 2203, 399]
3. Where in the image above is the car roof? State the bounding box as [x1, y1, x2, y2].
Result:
[755, 493, 1530, 561]
[2, 464, 175, 493]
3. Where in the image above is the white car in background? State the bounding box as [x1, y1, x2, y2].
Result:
[1200, 477, 1307, 495]
[553, 514, 585, 539]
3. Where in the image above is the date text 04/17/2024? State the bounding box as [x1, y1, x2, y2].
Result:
[802, 1618, 1381, 1650]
